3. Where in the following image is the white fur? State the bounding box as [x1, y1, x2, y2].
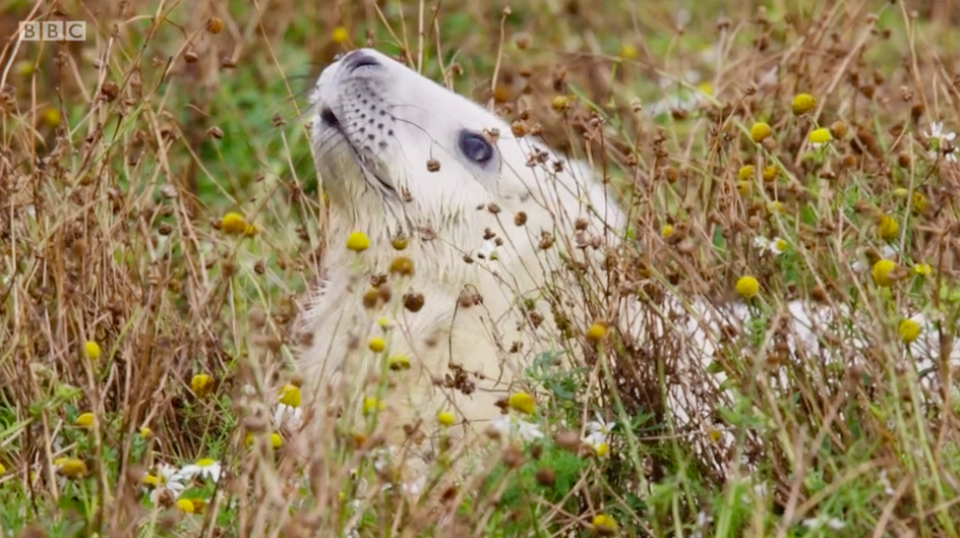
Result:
[295, 49, 960, 479]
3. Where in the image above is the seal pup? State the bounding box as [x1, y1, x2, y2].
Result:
[295, 48, 630, 477]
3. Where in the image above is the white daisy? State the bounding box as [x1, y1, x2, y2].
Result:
[179, 458, 222, 483]
[145, 463, 187, 502]
[925, 121, 958, 162]
[752, 236, 786, 257]
[585, 414, 616, 438]
[850, 244, 899, 272]
[273, 403, 303, 429]
[490, 415, 544, 441]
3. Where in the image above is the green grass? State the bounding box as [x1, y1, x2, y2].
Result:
[3, 0, 960, 536]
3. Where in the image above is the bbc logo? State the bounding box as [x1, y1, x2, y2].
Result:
[18, 21, 87, 42]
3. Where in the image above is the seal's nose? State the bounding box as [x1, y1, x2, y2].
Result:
[341, 50, 380, 72]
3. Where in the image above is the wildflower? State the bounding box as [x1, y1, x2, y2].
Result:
[913, 263, 933, 276]
[377, 316, 394, 330]
[220, 212, 256, 236]
[897, 319, 921, 344]
[75, 412, 95, 428]
[387, 354, 411, 371]
[552, 95, 570, 112]
[176, 498, 196, 513]
[752, 236, 786, 257]
[0, 463, 6, 474]
[346, 231, 370, 252]
[736, 276, 760, 299]
[750, 122, 773, 143]
[490, 415, 543, 441]
[872, 259, 899, 287]
[586, 414, 616, 438]
[389, 256, 414, 275]
[363, 396, 385, 415]
[585, 322, 607, 343]
[139, 426, 153, 438]
[737, 181, 751, 196]
[54, 458, 88, 479]
[738, 165, 756, 180]
[190, 373, 213, 398]
[762, 166, 778, 181]
[144, 463, 186, 502]
[925, 121, 958, 162]
[586, 437, 609, 457]
[808, 128, 832, 148]
[591, 514, 618, 535]
[391, 236, 408, 250]
[273, 403, 303, 429]
[278, 383, 301, 407]
[82, 341, 101, 361]
[42, 107, 61, 127]
[697, 81, 714, 97]
[912, 192, 927, 213]
[876, 214, 899, 241]
[270, 433, 284, 449]
[660, 224, 674, 238]
[766, 200, 784, 214]
[437, 410, 456, 426]
[179, 458, 222, 483]
[507, 392, 536, 415]
[618, 43, 638, 60]
[852, 244, 899, 272]
[332, 26, 349, 44]
[368, 336, 386, 352]
[792, 93, 816, 116]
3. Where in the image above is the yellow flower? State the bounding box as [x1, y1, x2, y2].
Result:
[191, 373, 213, 397]
[142, 473, 160, 487]
[877, 215, 899, 241]
[585, 322, 607, 342]
[897, 319, 921, 344]
[792, 93, 816, 115]
[912, 192, 927, 213]
[75, 412, 95, 428]
[389, 256, 414, 275]
[736, 276, 760, 299]
[387, 354, 410, 371]
[377, 316, 394, 330]
[872, 259, 898, 287]
[437, 410, 456, 426]
[0, 463, 6, 475]
[15, 60, 33, 76]
[593, 441, 609, 457]
[363, 397, 385, 415]
[766, 200, 785, 214]
[187, 498, 206, 513]
[750, 122, 773, 143]
[346, 231, 370, 252]
[737, 181, 751, 196]
[660, 225, 674, 238]
[738, 165, 756, 180]
[244, 433, 254, 447]
[368, 337, 386, 352]
[697, 81, 714, 97]
[892, 187, 908, 198]
[270, 433, 283, 448]
[762, 166, 778, 181]
[278, 383, 301, 407]
[913, 263, 933, 276]
[551, 95, 570, 112]
[176, 498, 195, 513]
[591, 514, 618, 535]
[391, 236, 408, 250]
[83, 341, 101, 361]
[54, 457, 88, 478]
[139, 426, 153, 438]
[332, 26, 349, 44]
[220, 212, 256, 236]
[774, 238, 787, 252]
[808, 128, 832, 146]
[618, 43, 638, 60]
[507, 392, 536, 415]
[43, 107, 61, 127]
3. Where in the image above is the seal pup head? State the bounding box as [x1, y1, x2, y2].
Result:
[307, 48, 623, 248]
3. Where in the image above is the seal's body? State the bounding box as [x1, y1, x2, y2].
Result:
[297, 49, 626, 467]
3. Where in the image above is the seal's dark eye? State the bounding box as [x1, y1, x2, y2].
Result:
[458, 131, 494, 165]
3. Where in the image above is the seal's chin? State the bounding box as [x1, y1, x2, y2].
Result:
[315, 106, 397, 198]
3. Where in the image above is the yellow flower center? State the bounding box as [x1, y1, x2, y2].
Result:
[196, 458, 216, 467]
[736, 276, 760, 299]
[507, 392, 536, 415]
[808, 128, 832, 145]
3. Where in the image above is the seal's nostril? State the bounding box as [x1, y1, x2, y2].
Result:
[342, 50, 380, 72]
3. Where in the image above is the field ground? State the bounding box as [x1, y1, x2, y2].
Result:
[3, 0, 960, 536]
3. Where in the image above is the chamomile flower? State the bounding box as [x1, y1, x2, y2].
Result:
[273, 403, 303, 429]
[851, 244, 899, 272]
[752, 236, 786, 257]
[179, 458, 222, 483]
[585, 414, 616, 438]
[144, 463, 187, 502]
[490, 414, 544, 441]
[925, 121, 958, 162]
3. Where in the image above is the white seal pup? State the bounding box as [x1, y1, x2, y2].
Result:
[295, 48, 629, 474]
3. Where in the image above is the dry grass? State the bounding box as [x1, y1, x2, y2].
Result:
[3, 0, 960, 536]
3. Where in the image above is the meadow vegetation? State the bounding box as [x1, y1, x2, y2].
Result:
[3, 0, 960, 536]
